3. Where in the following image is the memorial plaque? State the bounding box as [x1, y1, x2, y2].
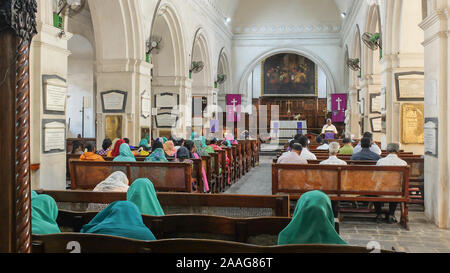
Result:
[105, 115, 123, 140]
[155, 93, 179, 109]
[370, 117, 382, 132]
[43, 120, 66, 153]
[155, 113, 178, 128]
[370, 93, 381, 114]
[141, 90, 151, 118]
[401, 103, 425, 144]
[101, 90, 127, 113]
[43, 75, 67, 115]
[424, 118, 438, 157]
[395, 72, 425, 101]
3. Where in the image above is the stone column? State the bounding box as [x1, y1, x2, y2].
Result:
[419, 6, 450, 228]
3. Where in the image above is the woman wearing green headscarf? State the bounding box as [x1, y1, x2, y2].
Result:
[138, 138, 149, 149]
[81, 201, 156, 241]
[278, 190, 347, 245]
[127, 178, 164, 216]
[31, 194, 61, 235]
[145, 141, 168, 162]
[113, 143, 137, 162]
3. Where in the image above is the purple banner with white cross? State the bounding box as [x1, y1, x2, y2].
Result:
[331, 93, 347, 123]
[226, 94, 242, 122]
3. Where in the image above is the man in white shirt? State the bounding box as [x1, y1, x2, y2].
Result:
[315, 136, 329, 150]
[278, 143, 308, 164]
[298, 135, 317, 160]
[374, 143, 407, 224]
[277, 140, 298, 163]
[321, 119, 338, 135]
[320, 142, 347, 165]
[353, 132, 382, 155]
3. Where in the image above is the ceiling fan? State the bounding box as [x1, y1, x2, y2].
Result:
[346, 55, 360, 72]
[216, 74, 227, 85]
[57, 0, 86, 17]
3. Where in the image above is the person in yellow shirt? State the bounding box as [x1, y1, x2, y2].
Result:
[80, 142, 105, 161]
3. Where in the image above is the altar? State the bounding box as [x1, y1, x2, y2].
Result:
[270, 120, 308, 140]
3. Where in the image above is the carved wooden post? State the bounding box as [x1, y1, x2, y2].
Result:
[0, 0, 37, 253]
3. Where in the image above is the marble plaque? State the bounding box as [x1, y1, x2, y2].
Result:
[155, 93, 178, 109]
[424, 119, 438, 156]
[396, 72, 425, 100]
[45, 85, 67, 112]
[370, 117, 382, 132]
[141, 90, 151, 118]
[43, 121, 65, 152]
[401, 104, 424, 144]
[370, 93, 381, 114]
[155, 113, 178, 128]
[101, 90, 127, 113]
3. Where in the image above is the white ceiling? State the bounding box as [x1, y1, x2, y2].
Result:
[214, 0, 357, 21]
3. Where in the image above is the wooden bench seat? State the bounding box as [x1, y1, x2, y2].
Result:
[272, 163, 410, 229]
[36, 190, 291, 217]
[31, 235, 396, 253]
[69, 160, 199, 193]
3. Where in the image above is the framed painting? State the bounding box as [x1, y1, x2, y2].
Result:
[262, 53, 318, 97]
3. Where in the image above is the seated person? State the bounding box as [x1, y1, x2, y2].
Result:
[339, 137, 354, 155]
[109, 139, 125, 158]
[81, 201, 156, 241]
[320, 142, 347, 165]
[298, 136, 317, 161]
[277, 139, 299, 163]
[225, 132, 238, 145]
[163, 140, 177, 158]
[31, 193, 61, 235]
[123, 138, 135, 149]
[353, 132, 382, 155]
[80, 141, 105, 161]
[113, 143, 137, 162]
[97, 138, 112, 156]
[209, 138, 222, 151]
[71, 140, 84, 155]
[350, 137, 381, 161]
[176, 146, 193, 163]
[374, 143, 407, 224]
[278, 190, 347, 245]
[316, 136, 329, 150]
[278, 143, 307, 164]
[127, 178, 165, 216]
[87, 171, 129, 211]
[145, 141, 168, 162]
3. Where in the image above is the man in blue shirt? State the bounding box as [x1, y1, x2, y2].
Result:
[350, 137, 381, 161]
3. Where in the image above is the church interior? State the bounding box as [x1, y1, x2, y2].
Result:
[1, 0, 450, 255]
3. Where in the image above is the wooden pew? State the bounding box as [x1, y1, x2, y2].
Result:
[31, 235, 396, 253]
[55, 212, 340, 244]
[272, 163, 411, 229]
[37, 190, 291, 217]
[69, 160, 199, 193]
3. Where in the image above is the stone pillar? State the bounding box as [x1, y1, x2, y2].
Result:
[0, 0, 37, 253]
[95, 59, 152, 147]
[419, 7, 450, 228]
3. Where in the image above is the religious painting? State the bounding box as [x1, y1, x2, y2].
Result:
[262, 53, 317, 96]
[105, 115, 123, 141]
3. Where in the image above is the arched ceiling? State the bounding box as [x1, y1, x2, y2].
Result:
[213, 0, 357, 32]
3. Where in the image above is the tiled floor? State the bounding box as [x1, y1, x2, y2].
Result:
[225, 156, 450, 253]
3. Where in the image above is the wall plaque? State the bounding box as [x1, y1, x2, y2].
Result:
[42, 75, 67, 115]
[43, 120, 66, 153]
[395, 72, 425, 101]
[370, 93, 381, 114]
[155, 93, 179, 110]
[155, 113, 179, 128]
[101, 90, 127, 113]
[370, 117, 382, 132]
[424, 118, 438, 157]
[105, 115, 123, 140]
[401, 103, 424, 144]
[141, 90, 151, 118]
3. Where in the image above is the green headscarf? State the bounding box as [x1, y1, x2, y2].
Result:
[162, 137, 168, 144]
[113, 143, 136, 162]
[31, 190, 38, 199]
[138, 138, 149, 148]
[190, 132, 197, 141]
[278, 190, 347, 245]
[31, 194, 61, 235]
[145, 148, 168, 162]
[127, 178, 164, 216]
[81, 201, 156, 241]
[193, 139, 209, 157]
